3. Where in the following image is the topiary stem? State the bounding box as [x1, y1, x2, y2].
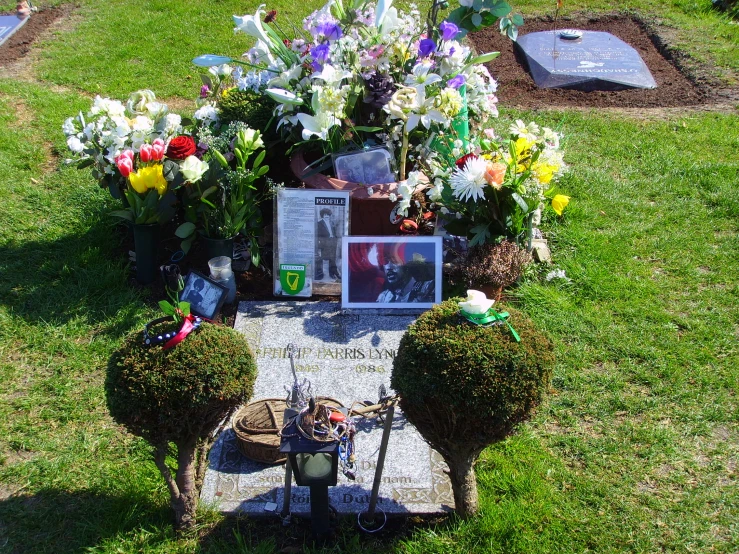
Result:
[172, 438, 198, 532]
[447, 455, 479, 518]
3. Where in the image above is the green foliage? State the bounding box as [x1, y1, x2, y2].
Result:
[392, 300, 554, 447]
[105, 323, 257, 445]
[218, 88, 274, 130]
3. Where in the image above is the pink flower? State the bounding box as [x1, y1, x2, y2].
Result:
[151, 138, 165, 161]
[115, 153, 134, 177]
[140, 143, 152, 162]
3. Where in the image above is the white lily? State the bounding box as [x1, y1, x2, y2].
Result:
[374, 0, 394, 28]
[379, 7, 399, 34]
[310, 64, 353, 86]
[268, 64, 304, 88]
[233, 5, 271, 46]
[405, 87, 446, 132]
[265, 88, 305, 105]
[405, 62, 443, 89]
[459, 290, 495, 315]
[296, 111, 340, 141]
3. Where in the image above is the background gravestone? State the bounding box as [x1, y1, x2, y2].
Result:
[201, 301, 454, 515]
[0, 15, 29, 47]
[516, 30, 657, 91]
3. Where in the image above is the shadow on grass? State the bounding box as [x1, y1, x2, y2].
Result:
[0, 488, 172, 554]
[196, 509, 456, 554]
[0, 219, 147, 336]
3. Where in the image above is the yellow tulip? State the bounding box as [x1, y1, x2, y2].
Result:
[551, 194, 570, 215]
[129, 164, 168, 196]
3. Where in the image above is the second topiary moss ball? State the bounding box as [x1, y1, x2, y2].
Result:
[391, 299, 554, 516]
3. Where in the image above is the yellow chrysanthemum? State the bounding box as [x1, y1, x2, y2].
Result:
[514, 137, 534, 158]
[221, 87, 236, 99]
[129, 164, 167, 196]
[533, 162, 558, 185]
[551, 194, 570, 215]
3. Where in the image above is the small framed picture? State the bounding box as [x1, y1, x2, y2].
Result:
[180, 271, 228, 319]
[342, 236, 443, 309]
[333, 148, 395, 185]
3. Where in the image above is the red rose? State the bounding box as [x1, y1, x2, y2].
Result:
[166, 135, 196, 160]
[455, 153, 478, 169]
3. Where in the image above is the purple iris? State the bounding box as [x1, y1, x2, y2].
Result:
[199, 85, 210, 98]
[314, 21, 343, 41]
[418, 38, 436, 58]
[439, 21, 459, 41]
[310, 43, 330, 71]
[447, 74, 466, 89]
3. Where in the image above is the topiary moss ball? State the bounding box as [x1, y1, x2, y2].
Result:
[218, 88, 274, 130]
[392, 299, 554, 456]
[106, 322, 257, 445]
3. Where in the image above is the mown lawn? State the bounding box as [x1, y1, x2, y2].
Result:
[0, 0, 737, 552]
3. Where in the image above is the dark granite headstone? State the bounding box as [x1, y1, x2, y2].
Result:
[0, 15, 28, 47]
[515, 30, 657, 91]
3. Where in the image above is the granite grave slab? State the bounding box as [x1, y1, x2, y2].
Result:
[201, 301, 454, 515]
[516, 30, 657, 91]
[0, 14, 29, 47]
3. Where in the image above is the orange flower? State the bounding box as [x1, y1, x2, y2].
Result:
[484, 162, 506, 189]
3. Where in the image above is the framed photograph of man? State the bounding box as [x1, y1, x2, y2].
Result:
[180, 271, 228, 319]
[333, 148, 395, 185]
[342, 236, 443, 309]
[273, 189, 350, 296]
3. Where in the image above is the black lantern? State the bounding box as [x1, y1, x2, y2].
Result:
[280, 407, 342, 538]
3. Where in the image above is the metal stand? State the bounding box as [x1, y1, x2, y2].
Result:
[358, 404, 394, 532]
[309, 485, 331, 539]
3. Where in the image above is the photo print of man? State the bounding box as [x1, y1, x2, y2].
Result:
[346, 240, 436, 304]
[314, 206, 343, 282]
[181, 276, 219, 316]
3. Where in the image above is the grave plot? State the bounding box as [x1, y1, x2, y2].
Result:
[470, 15, 708, 108]
[201, 301, 455, 515]
[515, 30, 657, 91]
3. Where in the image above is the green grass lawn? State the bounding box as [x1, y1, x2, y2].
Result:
[0, 0, 738, 552]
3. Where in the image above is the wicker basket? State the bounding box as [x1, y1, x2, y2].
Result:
[233, 397, 344, 464]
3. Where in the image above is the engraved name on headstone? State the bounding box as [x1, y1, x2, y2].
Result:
[200, 301, 454, 514]
[516, 30, 657, 91]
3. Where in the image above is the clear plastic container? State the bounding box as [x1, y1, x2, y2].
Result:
[208, 256, 233, 280]
[208, 256, 236, 304]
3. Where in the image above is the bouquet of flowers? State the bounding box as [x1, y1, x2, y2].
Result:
[425, 119, 569, 246]
[63, 90, 185, 199]
[195, 0, 521, 181]
[175, 123, 276, 266]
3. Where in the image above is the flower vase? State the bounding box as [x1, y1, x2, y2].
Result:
[290, 150, 426, 235]
[200, 233, 235, 260]
[133, 223, 160, 284]
[431, 85, 469, 164]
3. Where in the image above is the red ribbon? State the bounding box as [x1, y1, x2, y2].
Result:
[162, 314, 196, 350]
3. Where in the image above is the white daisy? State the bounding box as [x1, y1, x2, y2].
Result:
[449, 156, 488, 202]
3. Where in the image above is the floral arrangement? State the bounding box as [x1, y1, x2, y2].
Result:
[196, 0, 521, 181]
[415, 119, 569, 245]
[175, 124, 276, 266]
[63, 90, 185, 199]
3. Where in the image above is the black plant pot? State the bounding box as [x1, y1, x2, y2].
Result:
[133, 223, 159, 284]
[200, 233, 235, 261]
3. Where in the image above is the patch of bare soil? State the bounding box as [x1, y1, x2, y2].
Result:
[470, 14, 739, 111]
